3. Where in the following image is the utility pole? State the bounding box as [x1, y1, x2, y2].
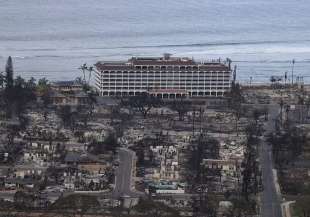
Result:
[192, 108, 196, 136]
[291, 59, 295, 86]
[280, 92, 284, 127]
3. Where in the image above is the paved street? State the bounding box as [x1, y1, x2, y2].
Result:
[259, 104, 282, 217]
[0, 148, 143, 201]
[112, 148, 143, 198]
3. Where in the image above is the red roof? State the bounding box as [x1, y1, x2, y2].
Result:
[95, 56, 230, 72]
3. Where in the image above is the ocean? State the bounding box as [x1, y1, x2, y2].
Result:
[0, 0, 310, 83]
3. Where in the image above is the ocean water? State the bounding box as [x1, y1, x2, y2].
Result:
[0, 0, 310, 83]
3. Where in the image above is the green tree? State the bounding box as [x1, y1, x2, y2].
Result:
[294, 196, 310, 217]
[50, 194, 100, 217]
[134, 199, 181, 217]
[227, 198, 257, 217]
[5, 56, 13, 88]
[0, 71, 5, 88]
[14, 76, 36, 118]
[37, 77, 51, 99]
[3, 76, 36, 119]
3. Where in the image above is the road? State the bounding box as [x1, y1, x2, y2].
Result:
[111, 148, 143, 198]
[0, 148, 143, 202]
[259, 104, 282, 217]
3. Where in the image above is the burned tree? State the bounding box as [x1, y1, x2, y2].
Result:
[123, 92, 162, 118]
[241, 122, 262, 201]
[169, 99, 192, 121]
[227, 82, 244, 133]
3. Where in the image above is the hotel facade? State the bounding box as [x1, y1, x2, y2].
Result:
[95, 55, 233, 98]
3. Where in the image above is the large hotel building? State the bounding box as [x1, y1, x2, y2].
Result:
[95, 54, 233, 98]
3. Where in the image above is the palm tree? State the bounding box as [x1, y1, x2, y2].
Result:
[78, 63, 87, 84]
[87, 66, 94, 85]
[75, 76, 83, 85]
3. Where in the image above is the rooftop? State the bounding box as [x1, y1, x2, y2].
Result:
[95, 55, 232, 71]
